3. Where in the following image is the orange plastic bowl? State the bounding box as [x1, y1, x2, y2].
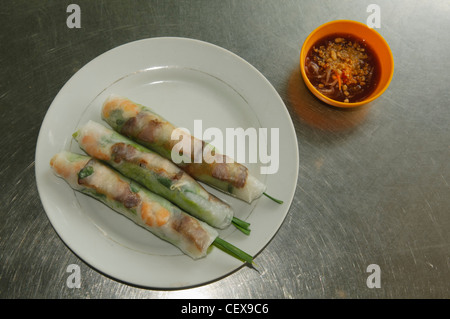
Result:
[300, 20, 394, 108]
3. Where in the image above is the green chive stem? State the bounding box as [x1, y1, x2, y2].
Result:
[232, 217, 251, 235]
[212, 237, 254, 265]
[263, 192, 283, 204]
[233, 223, 251, 236]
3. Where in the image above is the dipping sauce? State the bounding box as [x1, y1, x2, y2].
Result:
[305, 33, 380, 103]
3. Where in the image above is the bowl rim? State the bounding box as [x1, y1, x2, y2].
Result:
[300, 19, 394, 108]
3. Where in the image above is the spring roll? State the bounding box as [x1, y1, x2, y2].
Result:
[50, 151, 218, 259]
[73, 120, 234, 229]
[101, 94, 266, 203]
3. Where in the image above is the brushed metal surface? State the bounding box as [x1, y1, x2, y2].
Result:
[1, 0, 449, 298]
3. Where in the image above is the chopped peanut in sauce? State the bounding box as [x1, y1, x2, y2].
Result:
[305, 33, 380, 103]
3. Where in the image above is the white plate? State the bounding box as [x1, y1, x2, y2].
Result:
[35, 37, 299, 289]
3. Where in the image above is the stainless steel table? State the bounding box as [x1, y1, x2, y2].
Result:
[1, 0, 449, 299]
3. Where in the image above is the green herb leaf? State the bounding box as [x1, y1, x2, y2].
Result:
[78, 166, 94, 179]
[156, 175, 172, 189]
[129, 180, 140, 193]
